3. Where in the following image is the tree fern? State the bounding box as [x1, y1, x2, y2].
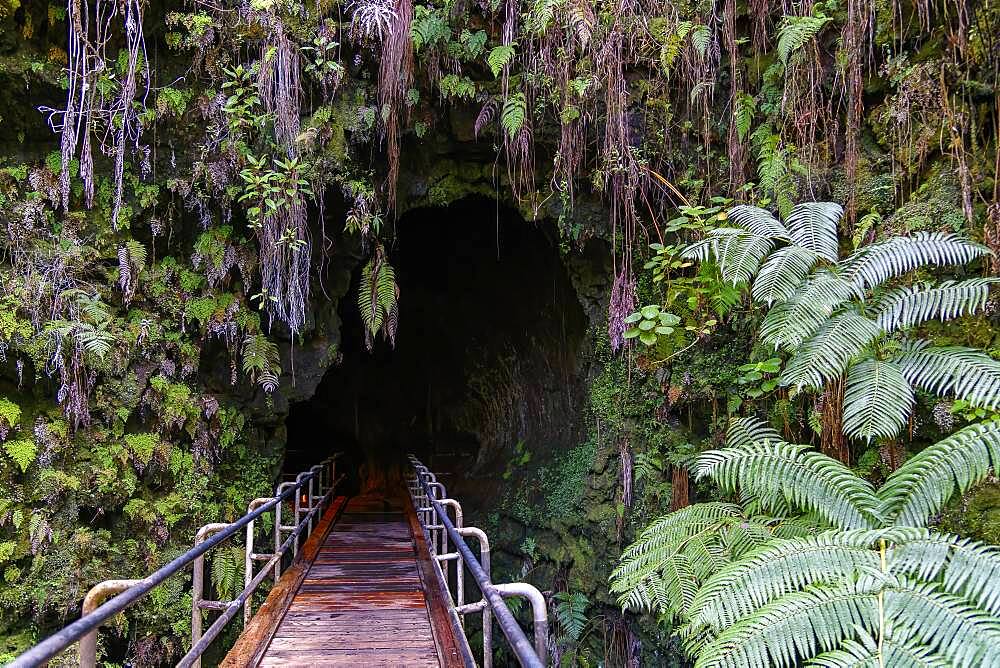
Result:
[877, 420, 1000, 527]
[693, 580, 880, 668]
[778, 311, 880, 390]
[884, 579, 1000, 666]
[842, 358, 914, 442]
[841, 233, 990, 291]
[783, 202, 842, 263]
[686, 533, 881, 634]
[893, 344, 1000, 410]
[759, 271, 859, 351]
[727, 205, 790, 239]
[874, 279, 998, 333]
[751, 245, 819, 305]
[696, 419, 881, 530]
[888, 529, 1000, 616]
[806, 628, 950, 667]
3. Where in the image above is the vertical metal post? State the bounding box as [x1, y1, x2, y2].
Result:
[191, 523, 230, 668]
[244, 498, 271, 627]
[274, 481, 295, 578]
[79, 580, 141, 668]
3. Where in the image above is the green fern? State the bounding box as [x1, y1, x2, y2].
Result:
[874, 279, 999, 332]
[357, 247, 399, 348]
[501, 92, 526, 139]
[3, 439, 36, 473]
[877, 420, 1000, 527]
[733, 92, 756, 142]
[242, 333, 280, 392]
[776, 13, 832, 65]
[211, 545, 244, 600]
[843, 358, 914, 442]
[553, 591, 589, 642]
[487, 43, 517, 78]
[697, 419, 881, 530]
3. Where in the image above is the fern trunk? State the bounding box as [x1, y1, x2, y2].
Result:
[821, 376, 850, 464]
[670, 465, 690, 510]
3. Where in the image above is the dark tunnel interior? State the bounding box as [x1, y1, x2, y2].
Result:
[284, 196, 589, 494]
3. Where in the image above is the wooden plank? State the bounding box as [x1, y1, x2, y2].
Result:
[220, 495, 348, 668]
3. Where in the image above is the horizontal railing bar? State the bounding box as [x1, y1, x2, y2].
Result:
[413, 471, 544, 668]
[9, 470, 319, 668]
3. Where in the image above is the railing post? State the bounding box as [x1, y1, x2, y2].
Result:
[191, 523, 230, 668]
[78, 580, 141, 668]
[244, 498, 272, 626]
[494, 583, 548, 665]
[275, 481, 295, 577]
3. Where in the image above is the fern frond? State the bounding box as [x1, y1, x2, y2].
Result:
[776, 13, 832, 65]
[877, 420, 1000, 527]
[885, 579, 1000, 667]
[612, 504, 742, 584]
[842, 358, 914, 442]
[687, 532, 881, 634]
[501, 92, 526, 139]
[841, 233, 990, 291]
[894, 344, 1000, 409]
[806, 628, 950, 668]
[697, 422, 881, 530]
[487, 43, 517, 78]
[760, 271, 859, 350]
[728, 205, 790, 239]
[874, 279, 998, 332]
[779, 311, 880, 390]
[553, 591, 588, 642]
[889, 529, 1000, 616]
[693, 581, 879, 668]
[784, 202, 843, 263]
[683, 228, 773, 286]
[752, 245, 820, 305]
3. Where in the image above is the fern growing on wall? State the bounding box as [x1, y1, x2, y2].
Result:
[358, 244, 399, 350]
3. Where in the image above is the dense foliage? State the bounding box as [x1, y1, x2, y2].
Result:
[0, 0, 996, 663]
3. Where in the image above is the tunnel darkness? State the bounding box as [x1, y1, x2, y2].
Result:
[286, 196, 589, 494]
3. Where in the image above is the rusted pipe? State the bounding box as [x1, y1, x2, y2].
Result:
[79, 579, 142, 668]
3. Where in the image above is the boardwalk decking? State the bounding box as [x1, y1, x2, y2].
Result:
[250, 495, 463, 667]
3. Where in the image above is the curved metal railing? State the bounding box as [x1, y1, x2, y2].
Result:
[408, 455, 548, 668]
[10, 454, 344, 668]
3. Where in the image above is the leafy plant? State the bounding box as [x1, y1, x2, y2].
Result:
[3, 439, 36, 473]
[501, 92, 527, 139]
[357, 245, 399, 349]
[623, 305, 681, 346]
[242, 334, 280, 393]
[776, 10, 832, 65]
[685, 201, 999, 442]
[487, 43, 517, 78]
[553, 591, 589, 643]
[613, 417, 1000, 667]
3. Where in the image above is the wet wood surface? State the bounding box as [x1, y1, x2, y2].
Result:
[254, 494, 465, 667]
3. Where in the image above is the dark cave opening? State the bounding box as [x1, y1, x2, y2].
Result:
[285, 196, 590, 494]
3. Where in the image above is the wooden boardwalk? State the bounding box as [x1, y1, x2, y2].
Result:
[228, 493, 467, 667]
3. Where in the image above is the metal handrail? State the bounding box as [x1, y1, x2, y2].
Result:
[408, 456, 547, 668]
[9, 454, 343, 668]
